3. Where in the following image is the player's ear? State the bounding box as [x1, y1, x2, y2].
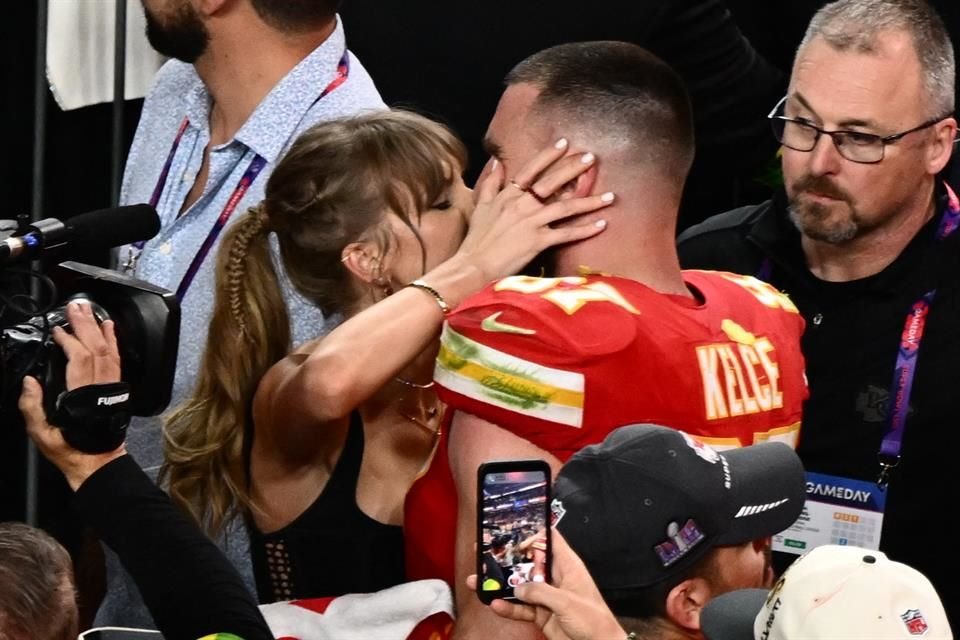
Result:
[556, 164, 598, 200]
[664, 576, 710, 632]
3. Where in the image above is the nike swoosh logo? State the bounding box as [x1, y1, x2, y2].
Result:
[480, 312, 537, 335]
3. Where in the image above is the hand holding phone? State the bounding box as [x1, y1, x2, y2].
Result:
[476, 459, 552, 603]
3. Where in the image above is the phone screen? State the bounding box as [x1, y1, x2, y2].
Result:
[477, 461, 551, 603]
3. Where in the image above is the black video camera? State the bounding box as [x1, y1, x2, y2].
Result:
[1, 206, 179, 453]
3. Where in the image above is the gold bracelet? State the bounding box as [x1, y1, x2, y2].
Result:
[407, 279, 451, 314]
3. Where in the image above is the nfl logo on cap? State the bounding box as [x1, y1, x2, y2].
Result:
[901, 609, 929, 636]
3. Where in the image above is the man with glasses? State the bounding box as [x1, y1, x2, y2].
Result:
[768, 95, 952, 169]
[678, 0, 958, 624]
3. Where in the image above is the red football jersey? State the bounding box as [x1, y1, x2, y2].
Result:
[405, 271, 808, 584]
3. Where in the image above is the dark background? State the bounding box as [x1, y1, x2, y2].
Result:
[0, 3, 957, 618]
[1, 3, 144, 531]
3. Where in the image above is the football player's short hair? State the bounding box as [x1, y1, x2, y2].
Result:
[506, 41, 695, 180]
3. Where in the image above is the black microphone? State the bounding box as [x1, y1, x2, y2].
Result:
[0, 204, 160, 265]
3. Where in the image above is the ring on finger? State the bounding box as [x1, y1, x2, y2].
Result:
[510, 180, 547, 204]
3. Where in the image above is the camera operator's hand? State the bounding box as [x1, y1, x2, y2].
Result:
[466, 530, 626, 640]
[18, 301, 127, 490]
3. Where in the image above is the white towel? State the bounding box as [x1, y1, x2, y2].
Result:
[260, 579, 455, 640]
[47, 0, 164, 111]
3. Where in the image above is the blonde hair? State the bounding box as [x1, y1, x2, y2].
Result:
[161, 110, 466, 536]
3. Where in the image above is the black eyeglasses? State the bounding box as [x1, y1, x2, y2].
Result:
[768, 96, 952, 164]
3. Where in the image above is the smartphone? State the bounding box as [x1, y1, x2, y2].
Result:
[476, 459, 552, 603]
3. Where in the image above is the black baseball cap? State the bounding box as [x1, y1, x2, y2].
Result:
[552, 424, 805, 594]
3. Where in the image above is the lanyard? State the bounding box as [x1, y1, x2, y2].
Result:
[174, 154, 267, 300]
[877, 183, 960, 487]
[125, 51, 350, 301]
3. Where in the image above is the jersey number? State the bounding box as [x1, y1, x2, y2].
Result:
[495, 276, 640, 316]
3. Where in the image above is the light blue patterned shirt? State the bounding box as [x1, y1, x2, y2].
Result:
[100, 18, 384, 627]
[119, 17, 384, 473]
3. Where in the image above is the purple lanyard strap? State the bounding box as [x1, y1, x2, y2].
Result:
[133, 52, 350, 302]
[174, 155, 267, 300]
[878, 183, 960, 486]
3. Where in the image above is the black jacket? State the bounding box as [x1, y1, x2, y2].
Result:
[77, 456, 272, 640]
[678, 189, 960, 627]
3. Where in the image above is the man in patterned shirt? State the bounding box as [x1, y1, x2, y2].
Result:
[104, 0, 384, 627]
[402, 42, 808, 639]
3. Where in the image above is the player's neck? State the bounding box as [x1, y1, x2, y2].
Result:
[195, 18, 336, 146]
[552, 178, 691, 296]
[556, 225, 690, 297]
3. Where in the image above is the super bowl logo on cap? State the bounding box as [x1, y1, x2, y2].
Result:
[900, 609, 929, 636]
[550, 498, 566, 527]
[680, 432, 720, 464]
[654, 519, 705, 567]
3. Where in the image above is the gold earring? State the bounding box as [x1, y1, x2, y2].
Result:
[373, 273, 394, 297]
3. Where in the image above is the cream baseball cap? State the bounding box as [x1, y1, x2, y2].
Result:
[702, 545, 953, 640]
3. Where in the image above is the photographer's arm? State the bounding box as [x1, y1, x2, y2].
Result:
[19, 302, 272, 640]
[74, 455, 273, 640]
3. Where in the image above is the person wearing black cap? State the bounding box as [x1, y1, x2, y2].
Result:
[550, 423, 806, 639]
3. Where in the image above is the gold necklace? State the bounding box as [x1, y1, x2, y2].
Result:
[400, 404, 440, 437]
[394, 376, 435, 389]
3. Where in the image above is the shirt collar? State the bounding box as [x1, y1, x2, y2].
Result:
[182, 67, 211, 134]
[177, 17, 347, 161]
[234, 16, 348, 162]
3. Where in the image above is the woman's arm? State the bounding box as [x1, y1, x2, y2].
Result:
[264, 142, 615, 438]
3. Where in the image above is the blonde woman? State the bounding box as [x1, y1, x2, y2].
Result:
[161, 110, 613, 601]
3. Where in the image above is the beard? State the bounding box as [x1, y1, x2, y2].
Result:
[143, 1, 210, 63]
[786, 174, 863, 244]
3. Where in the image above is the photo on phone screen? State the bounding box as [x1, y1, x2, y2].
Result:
[476, 460, 552, 603]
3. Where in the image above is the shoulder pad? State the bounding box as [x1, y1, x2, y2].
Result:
[449, 276, 640, 360]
